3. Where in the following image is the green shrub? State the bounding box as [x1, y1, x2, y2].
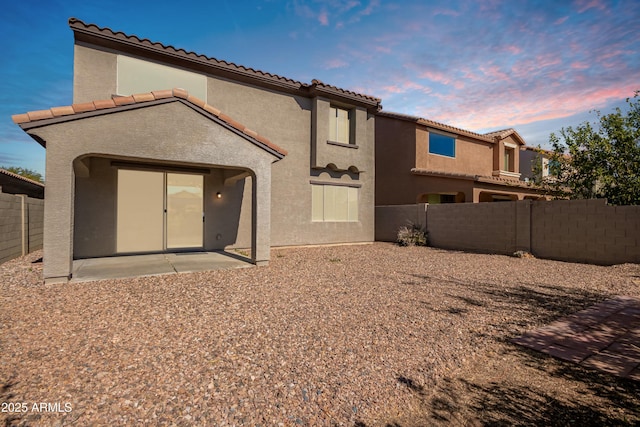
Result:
[397, 224, 428, 247]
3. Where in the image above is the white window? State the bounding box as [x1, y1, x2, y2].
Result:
[312, 184, 358, 222]
[329, 106, 351, 144]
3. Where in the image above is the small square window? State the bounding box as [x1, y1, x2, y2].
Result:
[429, 133, 455, 157]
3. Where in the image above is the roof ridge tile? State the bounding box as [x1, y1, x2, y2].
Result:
[72, 101, 96, 113]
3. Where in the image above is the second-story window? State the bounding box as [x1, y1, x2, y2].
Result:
[329, 106, 351, 144]
[428, 132, 456, 157]
[504, 146, 515, 171]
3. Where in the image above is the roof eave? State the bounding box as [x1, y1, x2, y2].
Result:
[14, 92, 288, 159]
[69, 19, 381, 110]
[72, 30, 304, 95]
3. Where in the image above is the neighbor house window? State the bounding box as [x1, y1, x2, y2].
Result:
[428, 132, 455, 157]
[427, 194, 456, 204]
[548, 158, 561, 177]
[312, 184, 358, 222]
[541, 157, 550, 177]
[329, 106, 351, 144]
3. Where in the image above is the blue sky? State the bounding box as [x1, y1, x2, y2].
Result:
[2, 0, 639, 176]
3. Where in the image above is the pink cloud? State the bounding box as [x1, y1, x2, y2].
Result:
[375, 45, 392, 54]
[535, 54, 562, 69]
[432, 8, 460, 17]
[324, 58, 348, 69]
[419, 70, 451, 85]
[360, 0, 379, 16]
[381, 85, 405, 94]
[479, 65, 510, 81]
[504, 45, 522, 55]
[418, 70, 466, 90]
[378, 76, 433, 97]
[318, 11, 329, 25]
[418, 84, 638, 132]
[574, 0, 608, 13]
[570, 61, 589, 70]
[554, 16, 569, 25]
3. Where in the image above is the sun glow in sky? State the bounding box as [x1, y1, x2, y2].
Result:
[1, 0, 638, 175]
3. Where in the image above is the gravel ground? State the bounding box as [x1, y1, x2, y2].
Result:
[1, 243, 639, 426]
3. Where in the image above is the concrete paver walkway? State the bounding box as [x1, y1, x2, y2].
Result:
[513, 296, 640, 380]
[72, 251, 253, 282]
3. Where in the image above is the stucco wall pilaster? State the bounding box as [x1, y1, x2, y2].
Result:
[42, 148, 76, 282]
[252, 167, 272, 265]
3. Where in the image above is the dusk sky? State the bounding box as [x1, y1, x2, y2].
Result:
[2, 0, 638, 176]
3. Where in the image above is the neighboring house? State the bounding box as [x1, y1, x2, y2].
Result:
[0, 168, 44, 199]
[375, 111, 548, 204]
[520, 146, 558, 183]
[12, 18, 381, 283]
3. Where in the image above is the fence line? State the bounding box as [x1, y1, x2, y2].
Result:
[375, 199, 640, 265]
[0, 193, 44, 264]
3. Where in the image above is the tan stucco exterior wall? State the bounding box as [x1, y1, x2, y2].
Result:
[71, 43, 375, 251]
[415, 127, 493, 176]
[374, 115, 417, 205]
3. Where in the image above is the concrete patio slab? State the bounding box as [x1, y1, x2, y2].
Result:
[71, 251, 252, 282]
[513, 296, 640, 380]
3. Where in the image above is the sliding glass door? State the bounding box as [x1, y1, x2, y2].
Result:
[116, 169, 203, 253]
[166, 173, 203, 249]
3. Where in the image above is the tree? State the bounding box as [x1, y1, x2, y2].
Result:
[0, 166, 44, 183]
[538, 92, 640, 205]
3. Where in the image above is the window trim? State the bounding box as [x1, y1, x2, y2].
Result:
[326, 140, 359, 149]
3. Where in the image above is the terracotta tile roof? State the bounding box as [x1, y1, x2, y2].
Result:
[378, 111, 494, 143]
[310, 79, 381, 106]
[69, 18, 381, 109]
[12, 88, 287, 158]
[410, 168, 477, 181]
[0, 168, 45, 187]
[380, 111, 530, 146]
[484, 128, 526, 145]
[476, 175, 539, 189]
[411, 168, 540, 190]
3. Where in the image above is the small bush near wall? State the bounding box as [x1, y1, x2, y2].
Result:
[397, 224, 428, 247]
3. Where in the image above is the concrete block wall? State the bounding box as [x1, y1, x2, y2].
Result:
[375, 204, 426, 242]
[531, 199, 640, 265]
[376, 199, 640, 265]
[426, 202, 522, 255]
[0, 193, 44, 264]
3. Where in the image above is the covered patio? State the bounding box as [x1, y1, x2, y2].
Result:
[12, 88, 287, 283]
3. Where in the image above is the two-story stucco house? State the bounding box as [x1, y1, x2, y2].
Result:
[12, 18, 381, 283]
[375, 111, 548, 205]
[520, 145, 559, 183]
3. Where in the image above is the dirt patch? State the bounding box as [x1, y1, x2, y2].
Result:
[1, 244, 639, 426]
